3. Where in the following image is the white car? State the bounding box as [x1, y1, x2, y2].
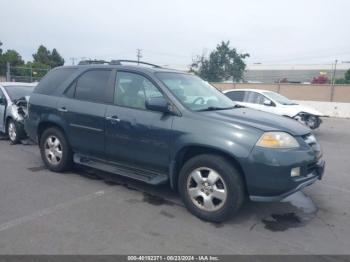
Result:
[223, 89, 325, 129]
[0, 82, 36, 143]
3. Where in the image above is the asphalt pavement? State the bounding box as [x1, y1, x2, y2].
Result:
[0, 118, 349, 254]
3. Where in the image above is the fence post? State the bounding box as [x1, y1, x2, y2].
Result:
[30, 64, 33, 83]
[6, 62, 10, 81]
[330, 84, 335, 102]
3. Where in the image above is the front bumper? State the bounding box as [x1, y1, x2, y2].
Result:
[241, 143, 325, 202]
[250, 158, 325, 201]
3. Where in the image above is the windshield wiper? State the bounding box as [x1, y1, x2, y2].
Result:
[198, 105, 238, 112]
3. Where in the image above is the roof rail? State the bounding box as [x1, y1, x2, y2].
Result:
[78, 60, 110, 65]
[110, 60, 162, 68]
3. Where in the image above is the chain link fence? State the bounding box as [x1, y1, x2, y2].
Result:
[0, 63, 50, 83]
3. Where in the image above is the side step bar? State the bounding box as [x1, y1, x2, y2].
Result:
[73, 154, 169, 185]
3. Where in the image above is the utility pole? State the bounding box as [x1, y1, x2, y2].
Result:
[70, 57, 77, 65]
[330, 59, 338, 102]
[332, 59, 338, 86]
[6, 62, 10, 82]
[136, 49, 142, 65]
[29, 64, 33, 83]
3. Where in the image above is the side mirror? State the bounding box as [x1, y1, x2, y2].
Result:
[263, 99, 273, 106]
[145, 97, 172, 113]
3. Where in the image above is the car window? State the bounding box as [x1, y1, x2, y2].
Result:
[226, 91, 245, 102]
[73, 70, 112, 103]
[4, 85, 34, 100]
[34, 68, 77, 95]
[114, 72, 163, 110]
[262, 91, 296, 105]
[0, 89, 5, 105]
[244, 91, 267, 104]
[156, 72, 235, 111]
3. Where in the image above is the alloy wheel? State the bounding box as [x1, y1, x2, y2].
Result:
[8, 122, 17, 142]
[186, 167, 228, 212]
[44, 135, 63, 165]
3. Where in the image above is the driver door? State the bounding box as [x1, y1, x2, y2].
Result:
[0, 88, 7, 132]
[105, 71, 174, 173]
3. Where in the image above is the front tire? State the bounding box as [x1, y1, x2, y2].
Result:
[7, 119, 24, 144]
[178, 154, 245, 222]
[40, 127, 73, 172]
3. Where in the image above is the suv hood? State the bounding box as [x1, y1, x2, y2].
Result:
[202, 108, 310, 136]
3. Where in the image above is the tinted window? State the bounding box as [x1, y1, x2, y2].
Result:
[34, 68, 77, 95]
[244, 91, 267, 104]
[74, 70, 112, 103]
[0, 89, 5, 105]
[115, 72, 163, 110]
[226, 91, 245, 102]
[4, 85, 34, 100]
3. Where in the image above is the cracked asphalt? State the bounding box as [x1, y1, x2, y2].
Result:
[0, 118, 349, 254]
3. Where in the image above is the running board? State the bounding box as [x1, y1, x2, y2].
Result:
[73, 154, 169, 185]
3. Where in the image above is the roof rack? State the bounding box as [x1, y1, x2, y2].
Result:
[110, 60, 162, 68]
[78, 60, 110, 65]
[77, 59, 163, 68]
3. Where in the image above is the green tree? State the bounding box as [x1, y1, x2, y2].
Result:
[0, 49, 25, 76]
[33, 45, 51, 65]
[50, 48, 65, 67]
[191, 41, 249, 82]
[33, 45, 65, 68]
[335, 69, 350, 84]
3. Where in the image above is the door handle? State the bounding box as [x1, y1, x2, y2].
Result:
[58, 107, 68, 112]
[106, 116, 121, 122]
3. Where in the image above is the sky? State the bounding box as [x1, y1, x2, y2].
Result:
[1, 0, 350, 68]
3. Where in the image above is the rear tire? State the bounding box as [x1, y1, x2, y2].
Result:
[178, 154, 245, 222]
[40, 127, 73, 172]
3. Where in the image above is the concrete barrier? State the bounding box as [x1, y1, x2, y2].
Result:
[296, 100, 350, 118]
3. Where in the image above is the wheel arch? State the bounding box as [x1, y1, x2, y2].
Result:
[170, 144, 247, 192]
[37, 121, 67, 143]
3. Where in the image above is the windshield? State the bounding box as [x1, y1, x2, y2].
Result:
[4, 85, 35, 101]
[262, 91, 297, 105]
[156, 72, 236, 111]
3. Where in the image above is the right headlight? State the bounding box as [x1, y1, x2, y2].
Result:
[256, 132, 299, 149]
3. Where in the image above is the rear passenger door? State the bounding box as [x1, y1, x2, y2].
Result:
[57, 69, 114, 158]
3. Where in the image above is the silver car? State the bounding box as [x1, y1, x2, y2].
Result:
[0, 82, 36, 144]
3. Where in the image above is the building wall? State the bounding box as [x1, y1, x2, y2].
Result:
[211, 83, 350, 103]
[243, 69, 347, 83]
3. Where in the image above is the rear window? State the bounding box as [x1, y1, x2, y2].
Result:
[34, 68, 77, 95]
[226, 91, 245, 102]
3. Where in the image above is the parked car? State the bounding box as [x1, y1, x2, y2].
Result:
[25, 61, 325, 222]
[223, 89, 325, 129]
[0, 82, 36, 144]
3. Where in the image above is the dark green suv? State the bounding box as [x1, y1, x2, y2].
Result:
[25, 60, 325, 222]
